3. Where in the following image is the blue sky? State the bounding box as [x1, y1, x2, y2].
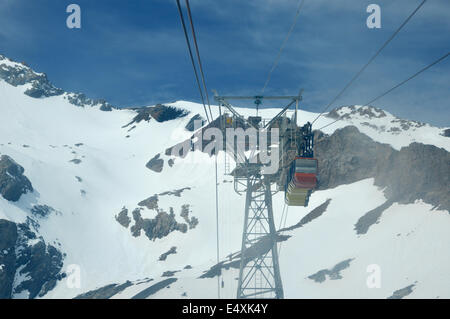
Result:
[0, 0, 449, 126]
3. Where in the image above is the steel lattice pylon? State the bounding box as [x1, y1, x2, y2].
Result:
[214, 92, 304, 300]
[236, 174, 283, 299]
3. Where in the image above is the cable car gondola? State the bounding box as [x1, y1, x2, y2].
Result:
[285, 157, 318, 207]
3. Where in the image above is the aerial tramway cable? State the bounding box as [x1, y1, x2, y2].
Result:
[176, 0, 221, 298]
[185, 0, 214, 120]
[311, 0, 428, 125]
[175, 0, 211, 123]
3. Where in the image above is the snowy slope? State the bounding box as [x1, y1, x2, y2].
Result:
[0, 56, 449, 299]
[111, 179, 450, 299]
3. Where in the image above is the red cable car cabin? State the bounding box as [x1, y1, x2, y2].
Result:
[292, 157, 318, 189]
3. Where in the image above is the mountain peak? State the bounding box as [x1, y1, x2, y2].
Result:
[0, 54, 114, 111]
[328, 105, 388, 120]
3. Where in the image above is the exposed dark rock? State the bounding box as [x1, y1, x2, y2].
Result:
[354, 200, 394, 235]
[184, 265, 192, 269]
[146, 153, 164, 173]
[159, 187, 191, 197]
[314, 127, 392, 190]
[387, 284, 416, 299]
[375, 142, 450, 211]
[168, 158, 175, 167]
[0, 55, 63, 98]
[14, 224, 65, 299]
[115, 207, 131, 228]
[327, 105, 387, 120]
[0, 155, 33, 201]
[138, 195, 159, 210]
[124, 104, 188, 128]
[31, 205, 60, 219]
[180, 204, 198, 229]
[69, 159, 82, 164]
[0, 220, 65, 299]
[185, 114, 205, 131]
[159, 246, 177, 261]
[162, 270, 179, 277]
[131, 278, 177, 299]
[130, 208, 144, 237]
[74, 281, 133, 299]
[315, 126, 450, 211]
[308, 258, 354, 283]
[66, 93, 114, 111]
[0, 220, 18, 299]
[442, 129, 450, 137]
[136, 278, 154, 285]
[75, 176, 82, 182]
[0, 55, 114, 110]
[130, 208, 187, 241]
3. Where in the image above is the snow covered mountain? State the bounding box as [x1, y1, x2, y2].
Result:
[0, 55, 449, 299]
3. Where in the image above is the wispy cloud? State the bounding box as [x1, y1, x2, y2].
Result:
[1, 0, 448, 126]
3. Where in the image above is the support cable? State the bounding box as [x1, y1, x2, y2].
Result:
[175, 0, 211, 123]
[176, 0, 220, 298]
[311, 0, 427, 125]
[185, 0, 214, 120]
[262, 0, 306, 94]
[316, 51, 450, 131]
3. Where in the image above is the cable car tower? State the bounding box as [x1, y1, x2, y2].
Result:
[214, 91, 314, 299]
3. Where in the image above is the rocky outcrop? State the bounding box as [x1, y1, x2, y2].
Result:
[0, 55, 114, 110]
[30, 205, 60, 219]
[161, 270, 179, 277]
[130, 209, 187, 241]
[0, 55, 63, 98]
[159, 247, 177, 261]
[146, 154, 164, 173]
[375, 142, 450, 211]
[120, 189, 198, 241]
[0, 155, 33, 202]
[387, 283, 416, 299]
[0, 219, 65, 299]
[327, 105, 387, 120]
[185, 114, 205, 131]
[0, 220, 18, 299]
[443, 129, 450, 137]
[159, 187, 191, 197]
[315, 126, 450, 211]
[124, 104, 188, 128]
[115, 207, 131, 228]
[314, 127, 393, 190]
[138, 195, 159, 210]
[326, 105, 425, 132]
[65, 93, 113, 111]
[180, 204, 198, 229]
